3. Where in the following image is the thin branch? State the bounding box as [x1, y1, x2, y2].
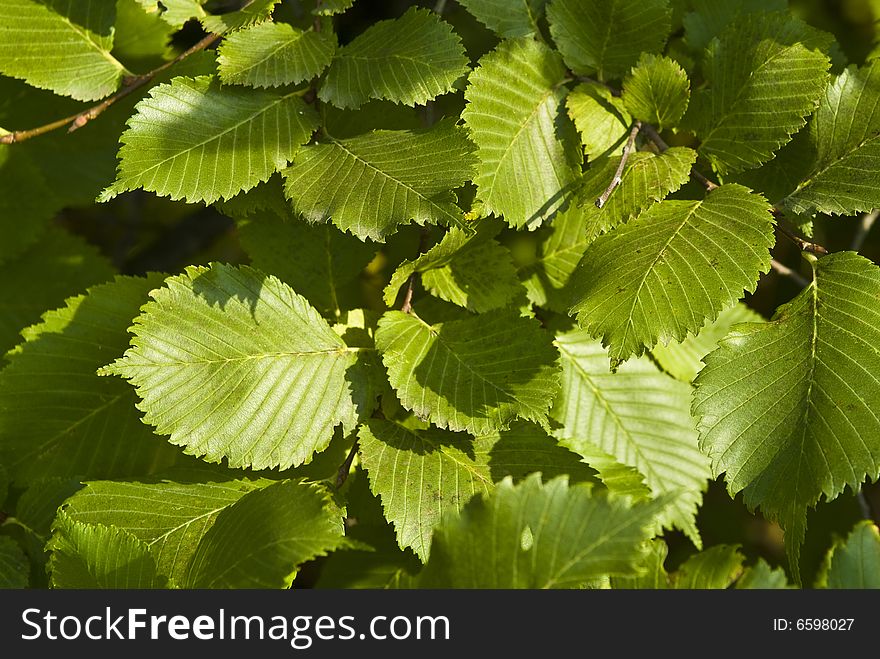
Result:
[857, 490, 873, 520]
[777, 222, 828, 255]
[770, 258, 809, 288]
[400, 278, 416, 314]
[0, 31, 222, 144]
[851, 209, 879, 252]
[640, 122, 718, 191]
[335, 441, 360, 489]
[434, 0, 448, 14]
[596, 120, 641, 208]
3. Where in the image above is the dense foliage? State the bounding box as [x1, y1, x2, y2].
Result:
[1, 0, 879, 590]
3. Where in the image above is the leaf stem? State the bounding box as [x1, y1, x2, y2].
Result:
[0, 31, 222, 145]
[595, 120, 641, 208]
[335, 440, 360, 489]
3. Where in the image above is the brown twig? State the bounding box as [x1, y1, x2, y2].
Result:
[596, 120, 642, 208]
[335, 441, 360, 489]
[0, 31, 222, 144]
[776, 223, 828, 255]
[640, 122, 718, 191]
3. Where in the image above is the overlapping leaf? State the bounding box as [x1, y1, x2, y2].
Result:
[784, 62, 880, 216]
[693, 252, 880, 572]
[685, 12, 832, 175]
[0, 226, 114, 357]
[817, 521, 880, 589]
[419, 474, 668, 588]
[217, 22, 336, 88]
[463, 38, 581, 229]
[652, 303, 765, 382]
[0, 0, 125, 101]
[569, 184, 775, 364]
[457, 0, 546, 37]
[136, 0, 206, 27]
[385, 222, 524, 313]
[0, 537, 28, 589]
[319, 8, 468, 109]
[0, 275, 180, 486]
[60, 474, 269, 584]
[552, 330, 710, 545]
[283, 119, 476, 241]
[683, 0, 787, 50]
[48, 513, 170, 589]
[566, 82, 631, 161]
[201, 0, 279, 33]
[236, 212, 376, 318]
[547, 0, 671, 79]
[101, 76, 319, 204]
[101, 264, 371, 470]
[183, 480, 345, 588]
[622, 54, 690, 130]
[375, 309, 560, 435]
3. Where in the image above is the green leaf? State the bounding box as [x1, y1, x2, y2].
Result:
[622, 54, 690, 130]
[237, 213, 376, 318]
[685, 12, 832, 175]
[184, 480, 345, 588]
[784, 62, 880, 216]
[652, 303, 765, 382]
[566, 82, 632, 161]
[736, 559, 791, 589]
[385, 222, 524, 313]
[376, 309, 560, 435]
[457, 0, 546, 38]
[135, 0, 206, 27]
[358, 419, 493, 562]
[817, 521, 880, 589]
[217, 21, 336, 88]
[0, 275, 181, 486]
[319, 7, 469, 109]
[552, 330, 710, 545]
[101, 264, 370, 470]
[546, 0, 672, 80]
[0, 536, 29, 589]
[201, 0, 279, 33]
[0, 226, 115, 358]
[683, 0, 787, 51]
[419, 474, 668, 588]
[0, 0, 125, 101]
[112, 0, 175, 72]
[0, 147, 60, 265]
[693, 252, 880, 572]
[313, 0, 355, 16]
[61, 475, 268, 584]
[283, 119, 476, 242]
[464, 38, 581, 229]
[569, 184, 775, 364]
[48, 513, 170, 588]
[673, 545, 744, 588]
[101, 75, 319, 204]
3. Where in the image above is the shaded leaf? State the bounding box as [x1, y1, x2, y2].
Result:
[457, 0, 546, 38]
[817, 521, 880, 589]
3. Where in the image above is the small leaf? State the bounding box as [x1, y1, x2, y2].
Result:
[736, 559, 791, 589]
[566, 82, 632, 161]
[101, 264, 370, 470]
[464, 38, 581, 229]
[784, 62, 880, 216]
[376, 309, 560, 435]
[547, 0, 672, 79]
[200, 0, 279, 33]
[622, 53, 690, 130]
[817, 521, 880, 589]
[48, 512, 170, 589]
[0, 0, 125, 101]
[457, 0, 547, 38]
[419, 474, 668, 588]
[673, 545, 744, 589]
[101, 76, 318, 204]
[283, 119, 476, 242]
[136, 0, 206, 27]
[218, 22, 336, 88]
[319, 7, 469, 109]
